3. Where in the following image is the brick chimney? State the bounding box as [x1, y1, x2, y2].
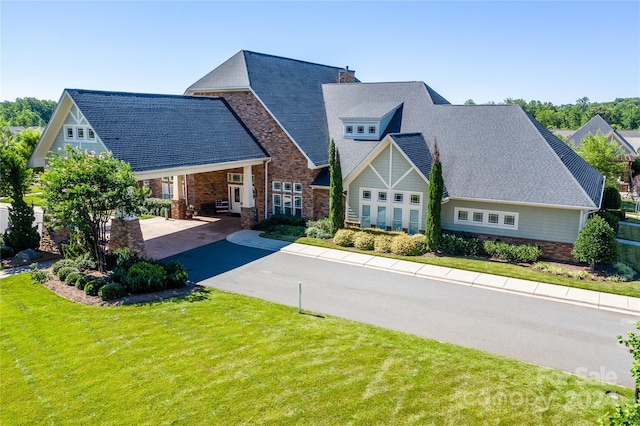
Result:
[338, 66, 355, 83]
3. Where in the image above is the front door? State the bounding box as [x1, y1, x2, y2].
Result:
[228, 184, 243, 214]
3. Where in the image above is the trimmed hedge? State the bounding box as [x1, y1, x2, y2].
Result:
[440, 232, 482, 256]
[333, 229, 356, 247]
[163, 261, 188, 289]
[99, 283, 127, 301]
[85, 279, 107, 296]
[483, 241, 542, 263]
[75, 275, 89, 291]
[141, 197, 172, 217]
[391, 234, 426, 256]
[52, 259, 76, 275]
[125, 261, 167, 294]
[259, 214, 306, 231]
[353, 232, 375, 250]
[65, 271, 82, 286]
[57, 266, 79, 281]
[374, 235, 394, 253]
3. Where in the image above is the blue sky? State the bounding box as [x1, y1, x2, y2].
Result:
[2, 1, 639, 105]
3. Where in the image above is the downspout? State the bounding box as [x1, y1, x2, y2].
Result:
[264, 159, 272, 220]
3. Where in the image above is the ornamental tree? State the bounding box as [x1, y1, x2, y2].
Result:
[40, 146, 146, 271]
[329, 138, 344, 235]
[572, 214, 618, 269]
[425, 138, 443, 252]
[575, 130, 625, 182]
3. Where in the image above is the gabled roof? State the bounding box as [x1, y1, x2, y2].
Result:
[568, 114, 637, 156]
[64, 89, 268, 173]
[186, 51, 449, 168]
[325, 82, 603, 209]
[389, 133, 449, 198]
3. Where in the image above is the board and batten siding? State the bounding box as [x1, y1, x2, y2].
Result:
[50, 105, 108, 154]
[441, 199, 583, 243]
[347, 143, 428, 230]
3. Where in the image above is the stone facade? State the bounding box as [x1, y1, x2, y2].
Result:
[108, 218, 147, 257]
[339, 70, 356, 84]
[171, 199, 187, 220]
[241, 207, 259, 229]
[192, 90, 325, 220]
[312, 188, 330, 219]
[38, 226, 69, 254]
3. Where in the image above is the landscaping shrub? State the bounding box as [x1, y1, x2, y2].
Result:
[65, 271, 82, 286]
[1, 244, 14, 258]
[52, 259, 76, 275]
[572, 215, 618, 268]
[259, 214, 306, 231]
[163, 261, 188, 289]
[306, 227, 332, 239]
[353, 232, 375, 250]
[99, 283, 127, 301]
[305, 218, 332, 239]
[73, 252, 97, 272]
[613, 262, 637, 282]
[57, 266, 80, 281]
[141, 197, 172, 217]
[28, 263, 50, 284]
[75, 275, 89, 290]
[595, 210, 620, 232]
[391, 233, 426, 256]
[440, 232, 482, 256]
[124, 261, 167, 294]
[110, 266, 128, 284]
[270, 224, 305, 238]
[333, 229, 356, 247]
[602, 186, 622, 210]
[374, 235, 394, 253]
[483, 241, 542, 263]
[84, 279, 107, 296]
[106, 247, 145, 271]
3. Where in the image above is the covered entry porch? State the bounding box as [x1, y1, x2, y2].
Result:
[136, 158, 266, 230]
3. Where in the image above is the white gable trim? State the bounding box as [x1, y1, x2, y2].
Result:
[29, 91, 108, 168]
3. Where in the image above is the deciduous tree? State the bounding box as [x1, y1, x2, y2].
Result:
[575, 131, 625, 182]
[40, 146, 145, 271]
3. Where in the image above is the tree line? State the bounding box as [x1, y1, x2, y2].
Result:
[0, 98, 57, 127]
[465, 97, 640, 130]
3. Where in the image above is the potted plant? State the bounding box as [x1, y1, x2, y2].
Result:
[185, 204, 195, 219]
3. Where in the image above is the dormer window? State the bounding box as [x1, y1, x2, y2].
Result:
[66, 127, 74, 139]
[88, 129, 95, 140]
[340, 102, 402, 141]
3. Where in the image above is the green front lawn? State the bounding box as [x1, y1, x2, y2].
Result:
[296, 238, 640, 298]
[1, 274, 632, 424]
[619, 223, 640, 242]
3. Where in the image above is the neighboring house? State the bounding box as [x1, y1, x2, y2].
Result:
[30, 50, 605, 261]
[567, 114, 638, 190]
[9, 126, 43, 135]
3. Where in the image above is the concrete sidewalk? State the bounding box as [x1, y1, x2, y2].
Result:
[227, 230, 640, 317]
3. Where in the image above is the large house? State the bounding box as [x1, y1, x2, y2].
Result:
[30, 50, 604, 261]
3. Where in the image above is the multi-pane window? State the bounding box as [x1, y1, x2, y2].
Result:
[393, 193, 403, 203]
[361, 205, 371, 228]
[392, 208, 403, 231]
[454, 207, 519, 230]
[64, 125, 97, 142]
[376, 206, 387, 229]
[409, 210, 419, 235]
[410, 194, 420, 204]
[272, 180, 303, 216]
[88, 128, 95, 139]
[362, 190, 371, 200]
[378, 191, 387, 202]
[357, 126, 365, 134]
[368, 126, 376, 134]
[345, 125, 353, 134]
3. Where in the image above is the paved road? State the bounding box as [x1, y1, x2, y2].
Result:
[168, 240, 639, 388]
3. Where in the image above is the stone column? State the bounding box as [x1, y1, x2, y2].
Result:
[240, 165, 258, 229]
[171, 175, 186, 219]
[108, 217, 147, 257]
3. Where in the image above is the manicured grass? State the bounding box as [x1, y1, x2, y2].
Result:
[1, 274, 632, 424]
[296, 238, 640, 298]
[619, 223, 640, 242]
[0, 194, 45, 207]
[619, 244, 640, 272]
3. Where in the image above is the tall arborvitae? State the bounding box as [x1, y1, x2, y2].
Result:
[329, 138, 344, 235]
[425, 138, 443, 252]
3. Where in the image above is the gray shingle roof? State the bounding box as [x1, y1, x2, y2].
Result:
[324, 83, 603, 209]
[389, 133, 449, 198]
[568, 114, 637, 156]
[186, 51, 449, 167]
[340, 102, 402, 120]
[66, 89, 268, 173]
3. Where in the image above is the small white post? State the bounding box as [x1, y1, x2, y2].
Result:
[298, 282, 302, 313]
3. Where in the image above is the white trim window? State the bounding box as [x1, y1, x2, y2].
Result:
[64, 125, 97, 143]
[272, 180, 303, 216]
[454, 207, 519, 230]
[360, 187, 423, 234]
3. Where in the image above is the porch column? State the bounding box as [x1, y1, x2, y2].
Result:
[171, 175, 187, 219]
[109, 201, 147, 256]
[240, 165, 258, 229]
